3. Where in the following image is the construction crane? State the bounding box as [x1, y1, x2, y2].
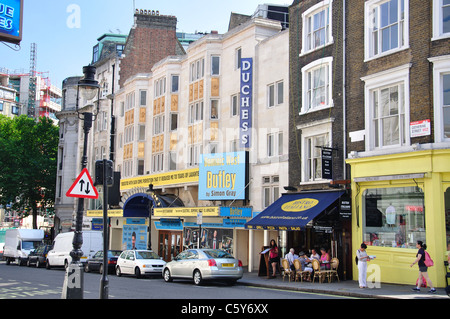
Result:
[27, 42, 37, 118]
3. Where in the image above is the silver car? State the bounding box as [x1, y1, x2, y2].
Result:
[163, 249, 243, 285]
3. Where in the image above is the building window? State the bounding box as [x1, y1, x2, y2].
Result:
[171, 75, 179, 93]
[152, 153, 164, 173]
[169, 152, 177, 171]
[155, 77, 166, 97]
[190, 58, 205, 82]
[189, 102, 204, 124]
[362, 186, 425, 249]
[210, 99, 219, 119]
[93, 45, 99, 63]
[268, 81, 284, 108]
[432, 0, 450, 40]
[301, 57, 333, 114]
[211, 56, 220, 76]
[137, 160, 145, 176]
[301, 0, 333, 55]
[305, 133, 329, 181]
[429, 55, 450, 143]
[153, 115, 165, 135]
[365, 0, 409, 60]
[231, 94, 239, 117]
[188, 144, 202, 167]
[170, 113, 178, 131]
[362, 64, 410, 151]
[267, 132, 283, 157]
[125, 92, 135, 111]
[236, 48, 242, 69]
[140, 90, 147, 106]
[262, 176, 280, 208]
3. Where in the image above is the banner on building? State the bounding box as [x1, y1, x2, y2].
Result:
[198, 151, 248, 201]
[240, 58, 253, 148]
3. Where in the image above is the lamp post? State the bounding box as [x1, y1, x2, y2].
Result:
[62, 65, 100, 299]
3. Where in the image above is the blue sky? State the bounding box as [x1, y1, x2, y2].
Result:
[1, 0, 291, 88]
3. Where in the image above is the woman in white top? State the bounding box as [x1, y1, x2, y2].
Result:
[356, 243, 371, 288]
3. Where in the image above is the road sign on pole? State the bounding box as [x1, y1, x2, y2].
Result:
[66, 168, 99, 199]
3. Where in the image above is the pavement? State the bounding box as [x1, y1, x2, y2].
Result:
[238, 270, 450, 299]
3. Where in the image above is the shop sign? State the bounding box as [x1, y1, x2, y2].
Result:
[154, 219, 183, 230]
[339, 196, 352, 220]
[198, 152, 248, 200]
[184, 219, 247, 229]
[120, 168, 199, 191]
[321, 148, 333, 179]
[154, 206, 220, 217]
[86, 209, 123, 217]
[240, 58, 253, 148]
[219, 207, 252, 218]
[281, 198, 319, 212]
[0, 0, 23, 44]
[313, 226, 333, 233]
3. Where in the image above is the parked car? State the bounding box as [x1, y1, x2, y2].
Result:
[163, 249, 243, 286]
[84, 250, 122, 274]
[27, 244, 51, 268]
[116, 250, 166, 278]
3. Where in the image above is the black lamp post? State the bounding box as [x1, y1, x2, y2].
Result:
[62, 65, 100, 299]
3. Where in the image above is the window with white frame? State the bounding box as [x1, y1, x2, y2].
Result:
[188, 144, 202, 167]
[429, 55, 450, 143]
[125, 92, 135, 111]
[171, 75, 179, 93]
[267, 132, 283, 157]
[169, 151, 177, 171]
[153, 115, 165, 135]
[152, 153, 164, 173]
[365, 0, 408, 60]
[432, 0, 450, 40]
[301, 0, 333, 55]
[190, 58, 205, 82]
[262, 176, 280, 208]
[301, 57, 333, 114]
[211, 56, 220, 76]
[306, 134, 329, 181]
[189, 102, 204, 124]
[140, 90, 147, 106]
[362, 64, 410, 151]
[210, 99, 219, 119]
[267, 81, 284, 108]
[155, 77, 166, 98]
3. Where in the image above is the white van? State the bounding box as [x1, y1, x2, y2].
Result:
[46, 231, 103, 269]
[3, 229, 44, 265]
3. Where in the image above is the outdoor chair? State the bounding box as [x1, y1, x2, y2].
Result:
[293, 259, 311, 282]
[327, 257, 340, 282]
[311, 259, 326, 283]
[281, 258, 293, 282]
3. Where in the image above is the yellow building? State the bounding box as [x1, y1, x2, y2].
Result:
[347, 149, 450, 288]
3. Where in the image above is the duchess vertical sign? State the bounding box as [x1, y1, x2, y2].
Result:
[240, 58, 253, 148]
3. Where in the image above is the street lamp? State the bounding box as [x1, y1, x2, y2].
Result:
[62, 65, 100, 299]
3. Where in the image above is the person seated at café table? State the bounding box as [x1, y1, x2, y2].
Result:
[298, 251, 313, 279]
[310, 249, 320, 261]
[320, 248, 331, 270]
[284, 248, 298, 271]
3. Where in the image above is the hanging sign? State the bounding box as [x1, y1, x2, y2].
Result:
[240, 58, 253, 148]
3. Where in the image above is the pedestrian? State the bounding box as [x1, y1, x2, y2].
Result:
[356, 243, 371, 288]
[269, 239, 279, 278]
[410, 240, 436, 293]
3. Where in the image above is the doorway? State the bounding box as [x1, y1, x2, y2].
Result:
[158, 230, 182, 262]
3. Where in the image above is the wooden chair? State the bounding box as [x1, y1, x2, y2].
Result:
[311, 259, 326, 283]
[281, 258, 293, 282]
[327, 258, 340, 282]
[293, 259, 311, 282]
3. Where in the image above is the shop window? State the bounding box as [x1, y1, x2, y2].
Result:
[362, 186, 425, 249]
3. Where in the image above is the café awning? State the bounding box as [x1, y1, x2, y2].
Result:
[245, 190, 345, 231]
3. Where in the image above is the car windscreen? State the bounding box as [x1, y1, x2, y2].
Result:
[136, 251, 159, 259]
[108, 250, 122, 257]
[203, 249, 233, 259]
[22, 241, 41, 250]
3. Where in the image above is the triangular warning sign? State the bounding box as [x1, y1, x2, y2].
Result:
[66, 168, 99, 199]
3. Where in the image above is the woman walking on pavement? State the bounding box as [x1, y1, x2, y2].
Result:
[410, 240, 436, 293]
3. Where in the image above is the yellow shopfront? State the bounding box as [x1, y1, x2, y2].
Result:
[347, 150, 450, 288]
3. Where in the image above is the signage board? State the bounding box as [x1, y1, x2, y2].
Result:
[120, 168, 198, 191]
[240, 58, 253, 148]
[410, 119, 431, 138]
[198, 151, 248, 200]
[0, 0, 23, 44]
[321, 148, 333, 180]
[66, 168, 99, 199]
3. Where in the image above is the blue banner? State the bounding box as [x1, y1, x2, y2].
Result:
[240, 58, 253, 148]
[0, 0, 23, 44]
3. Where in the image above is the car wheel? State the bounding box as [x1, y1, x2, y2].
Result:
[36, 260, 41, 268]
[27, 259, 31, 267]
[116, 266, 122, 277]
[45, 260, 51, 269]
[163, 268, 173, 282]
[193, 269, 203, 286]
[135, 267, 141, 278]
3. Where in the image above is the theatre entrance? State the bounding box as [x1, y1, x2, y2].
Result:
[158, 230, 182, 262]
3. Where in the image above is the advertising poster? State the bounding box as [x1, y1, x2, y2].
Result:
[198, 151, 248, 200]
[0, 0, 23, 44]
[122, 218, 148, 250]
